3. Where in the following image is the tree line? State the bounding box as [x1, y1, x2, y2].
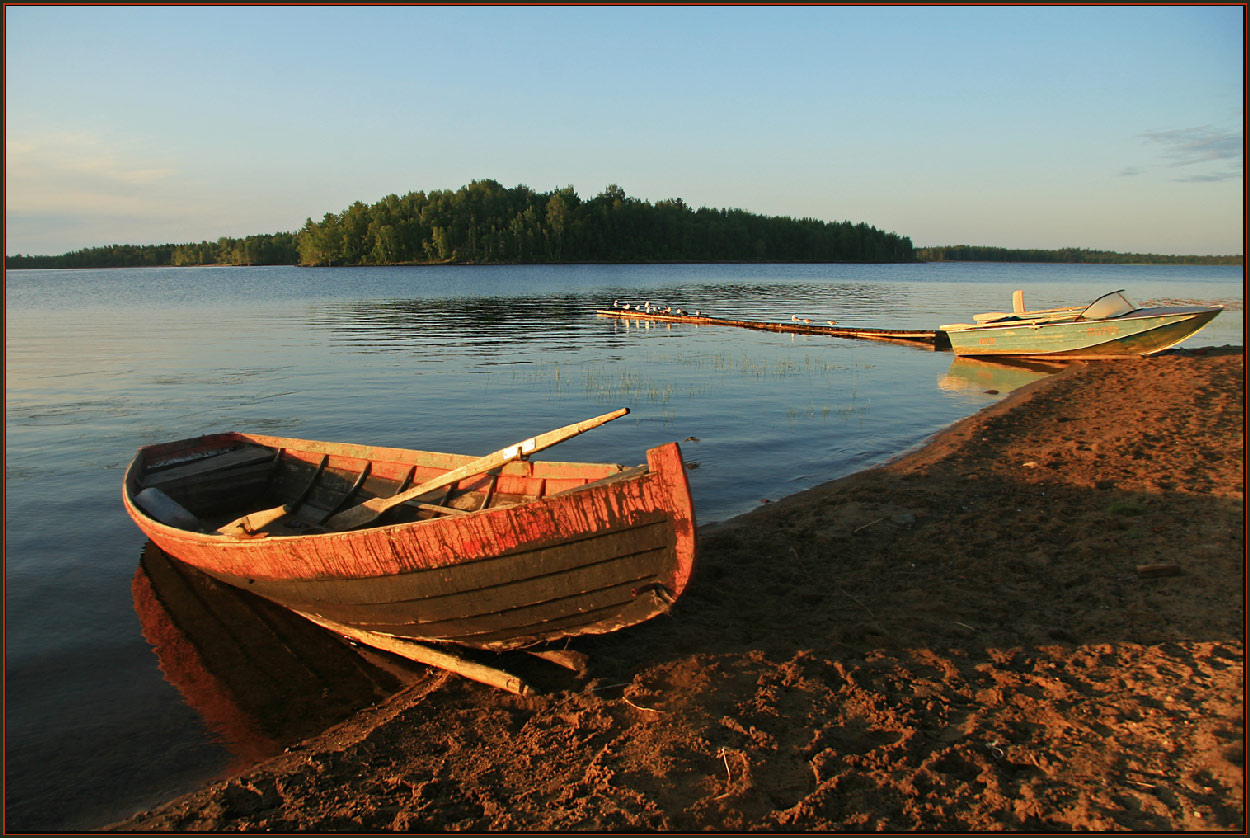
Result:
[916, 245, 1242, 266]
[9, 183, 1239, 269]
[6, 180, 914, 269]
[294, 180, 915, 266]
[6, 234, 299, 270]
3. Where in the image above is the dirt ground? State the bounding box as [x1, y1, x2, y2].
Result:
[113, 346, 1245, 832]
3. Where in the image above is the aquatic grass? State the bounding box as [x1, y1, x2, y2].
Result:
[578, 366, 674, 405]
[784, 397, 871, 424]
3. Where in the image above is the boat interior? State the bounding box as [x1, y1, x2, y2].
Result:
[132, 439, 634, 537]
[943, 290, 1137, 332]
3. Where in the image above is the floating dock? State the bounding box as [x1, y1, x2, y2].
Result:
[595, 308, 950, 350]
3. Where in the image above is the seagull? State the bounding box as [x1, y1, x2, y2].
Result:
[694, 310, 701, 316]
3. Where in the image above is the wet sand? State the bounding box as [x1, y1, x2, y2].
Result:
[112, 346, 1245, 832]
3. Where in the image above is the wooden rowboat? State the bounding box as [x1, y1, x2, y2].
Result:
[123, 423, 696, 666]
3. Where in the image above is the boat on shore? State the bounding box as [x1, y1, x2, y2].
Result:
[122, 418, 696, 672]
[939, 290, 1222, 358]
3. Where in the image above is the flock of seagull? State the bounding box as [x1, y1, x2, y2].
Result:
[611, 300, 700, 317]
[609, 300, 836, 326]
[793, 315, 840, 326]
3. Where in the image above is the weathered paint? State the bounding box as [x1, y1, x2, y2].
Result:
[943, 306, 1221, 358]
[123, 433, 697, 650]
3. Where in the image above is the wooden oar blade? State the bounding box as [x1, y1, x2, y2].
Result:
[326, 408, 629, 532]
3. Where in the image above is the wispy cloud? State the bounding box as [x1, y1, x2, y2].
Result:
[5, 132, 192, 251]
[1174, 172, 1240, 183]
[5, 132, 178, 212]
[1138, 124, 1243, 183]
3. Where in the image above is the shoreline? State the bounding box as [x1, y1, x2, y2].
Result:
[11, 258, 1243, 271]
[112, 346, 1245, 832]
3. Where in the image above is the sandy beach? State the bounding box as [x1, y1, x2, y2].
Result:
[112, 346, 1245, 832]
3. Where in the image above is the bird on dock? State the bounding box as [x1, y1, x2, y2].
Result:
[694, 310, 701, 316]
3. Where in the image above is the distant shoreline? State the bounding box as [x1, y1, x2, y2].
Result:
[6, 257, 1243, 271]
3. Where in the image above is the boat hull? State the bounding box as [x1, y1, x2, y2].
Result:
[124, 433, 696, 651]
[943, 307, 1221, 358]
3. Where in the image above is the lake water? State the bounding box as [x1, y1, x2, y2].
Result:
[4, 261, 1243, 830]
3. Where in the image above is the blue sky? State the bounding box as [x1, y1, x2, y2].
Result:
[5, 5, 1244, 256]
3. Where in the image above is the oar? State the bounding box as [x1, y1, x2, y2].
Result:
[326, 408, 629, 531]
[218, 408, 629, 537]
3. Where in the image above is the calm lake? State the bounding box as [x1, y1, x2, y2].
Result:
[4, 261, 1243, 830]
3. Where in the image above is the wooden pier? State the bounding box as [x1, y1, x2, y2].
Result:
[595, 308, 950, 350]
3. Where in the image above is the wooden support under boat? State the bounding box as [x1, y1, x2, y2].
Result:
[595, 308, 947, 350]
[301, 613, 535, 696]
[529, 648, 589, 674]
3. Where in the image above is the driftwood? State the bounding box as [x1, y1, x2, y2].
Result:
[529, 649, 589, 674]
[302, 614, 534, 696]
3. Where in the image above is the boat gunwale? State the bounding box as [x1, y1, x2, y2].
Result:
[944, 308, 1223, 359]
[123, 431, 644, 544]
[941, 304, 1223, 334]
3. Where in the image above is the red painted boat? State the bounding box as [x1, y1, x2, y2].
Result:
[123, 430, 696, 654]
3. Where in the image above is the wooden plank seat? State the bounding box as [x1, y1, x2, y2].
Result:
[142, 447, 275, 489]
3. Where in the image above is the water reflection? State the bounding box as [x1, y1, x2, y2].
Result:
[300, 281, 920, 355]
[132, 543, 422, 771]
[937, 356, 1072, 403]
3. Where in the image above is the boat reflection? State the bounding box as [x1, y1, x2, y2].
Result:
[132, 542, 424, 770]
[937, 356, 1072, 403]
